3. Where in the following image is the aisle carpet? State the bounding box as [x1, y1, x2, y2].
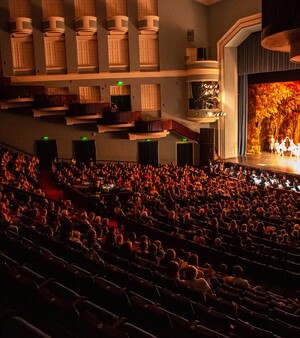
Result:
[39, 169, 64, 201]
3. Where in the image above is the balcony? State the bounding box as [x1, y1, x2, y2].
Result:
[10, 17, 33, 37]
[98, 110, 141, 133]
[107, 15, 129, 34]
[65, 102, 110, 125]
[32, 94, 78, 117]
[43, 16, 65, 36]
[75, 16, 97, 36]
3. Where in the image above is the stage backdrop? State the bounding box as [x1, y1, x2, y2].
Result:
[247, 81, 300, 153]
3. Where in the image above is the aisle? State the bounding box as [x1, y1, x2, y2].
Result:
[39, 169, 64, 201]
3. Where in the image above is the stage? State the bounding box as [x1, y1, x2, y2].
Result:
[226, 152, 300, 177]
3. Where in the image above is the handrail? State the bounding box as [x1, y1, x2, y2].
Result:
[170, 119, 200, 143]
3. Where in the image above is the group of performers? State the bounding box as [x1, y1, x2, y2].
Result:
[270, 136, 300, 158]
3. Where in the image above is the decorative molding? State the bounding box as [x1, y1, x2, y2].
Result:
[10, 69, 212, 84]
[217, 13, 261, 160]
[217, 13, 261, 61]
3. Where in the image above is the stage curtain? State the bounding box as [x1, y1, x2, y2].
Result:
[138, 141, 158, 166]
[238, 74, 248, 156]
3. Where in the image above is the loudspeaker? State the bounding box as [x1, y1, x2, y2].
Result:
[200, 128, 214, 144]
[197, 47, 207, 60]
[199, 128, 214, 167]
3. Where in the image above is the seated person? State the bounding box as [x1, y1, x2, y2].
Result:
[165, 260, 180, 280]
[223, 265, 250, 289]
[179, 265, 212, 301]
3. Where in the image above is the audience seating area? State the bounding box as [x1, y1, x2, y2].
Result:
[0, 147, 300, 337]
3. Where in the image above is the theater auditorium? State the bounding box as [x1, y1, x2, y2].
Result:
[0, 0, 300, 337]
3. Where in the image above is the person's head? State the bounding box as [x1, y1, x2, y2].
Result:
[173, 227, 180, 234]
[93, 215, 102, 225]
[102, 218, 110, 227]
[140, 240, 148, 253]
[184, 265, 198, 281]
[245, 237, 252, 248]
[219, 263, 228, 276]
[187, 254, 199, 267]
[87, 229, 97, 241]
[116, 233, 124, 245]
[120, 240, 133, 258]
[166, 260, 179, 279]
[105, 231, 116, 245]
[80, 211, 88, 220]
[153, 240, 162, 249]
[61, 209, 69, 218]
[149, 243, 157, 256]
[169, 210, 176, 220]
[139, 234, 148, 243]
[233, 265, 243, 278]
[195, 229, 203, 237]
[214, 237, 222, 247]
[164, 248, 176, 262]
[128, 232, 137, 243]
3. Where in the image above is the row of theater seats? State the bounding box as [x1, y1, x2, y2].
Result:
[0, 228, 299, 338]
[0, 308, 51, 338]
[150, 215, 300, 268]
[0, 229, 229, 338]
[121, 217, 300, 294]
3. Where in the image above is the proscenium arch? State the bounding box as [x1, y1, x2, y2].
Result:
[217, 13, 262, 160]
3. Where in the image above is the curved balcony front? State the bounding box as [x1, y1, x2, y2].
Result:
[43, 16, 65, 36]
[107, 15, 129, 34]
[138, 15, 159, 34]
[10, 17, 33, 37]
[186, 60, 219, 82]
[75, 16, 97, 36]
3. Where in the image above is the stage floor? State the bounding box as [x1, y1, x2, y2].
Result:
[226, 152, 300, 177]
